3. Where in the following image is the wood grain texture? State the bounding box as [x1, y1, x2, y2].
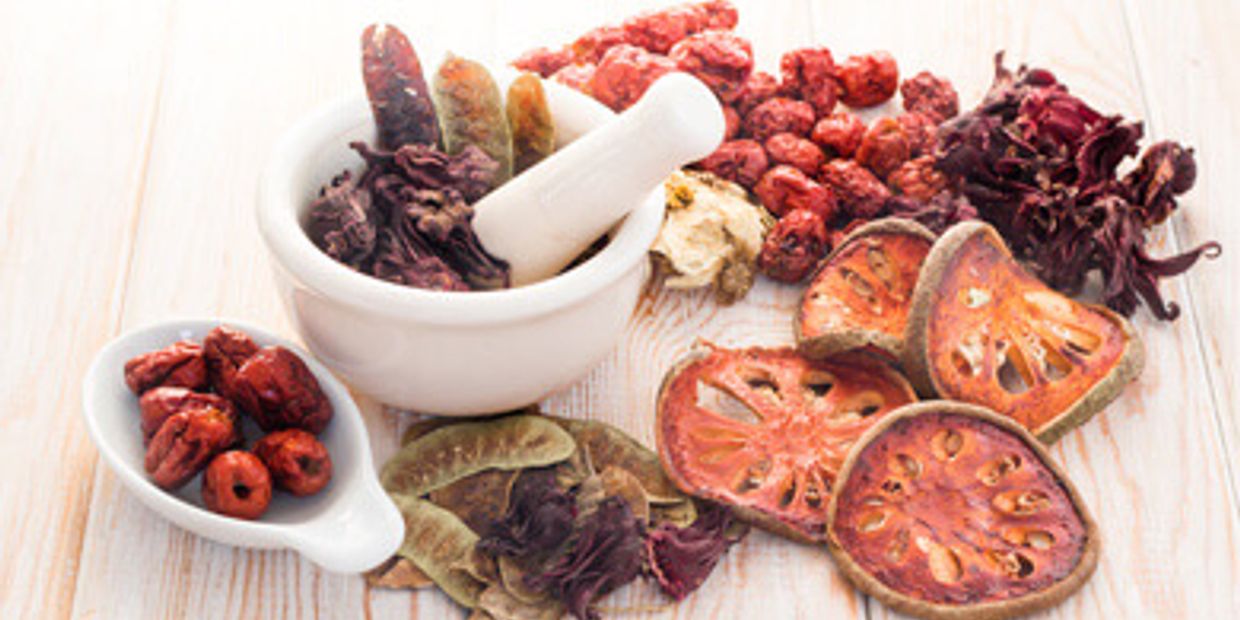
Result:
[0, 0, 1234, 618]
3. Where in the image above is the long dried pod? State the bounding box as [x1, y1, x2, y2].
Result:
[506, 73, 556, 174]
[433, 54, 514, 186]
[361, 24, 440, 149]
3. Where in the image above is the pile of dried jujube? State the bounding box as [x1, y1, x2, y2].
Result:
[369, 412, 747, 620]
[517, 0, 1217, 320]
[123, 326, 334, 520]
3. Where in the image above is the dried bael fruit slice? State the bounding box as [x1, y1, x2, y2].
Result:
[827, 401, 1099, 620]
[656, 343, 917, 542]
[797, 218, 936, 360]
[903, 221, 1144, 443]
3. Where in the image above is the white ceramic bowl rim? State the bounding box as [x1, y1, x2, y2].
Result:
[258, 94, 665, 326]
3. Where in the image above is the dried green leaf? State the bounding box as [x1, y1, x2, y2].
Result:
[391, 495, 486, 607]
[383, 415, 576, 497]
[429, 469, 520, 534]
[506, 73, 556, 174]
[599, 466, 650, 524]
[552, 418, 688, 504]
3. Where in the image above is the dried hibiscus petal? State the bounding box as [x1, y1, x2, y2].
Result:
[903, 221, 1144, 443]
[798, 218, 936, 361]
[646, 502, 747, 600]
[477, 468, 576, 559]
[656, 343, 917, 542]
[828, 402, 1098, 616]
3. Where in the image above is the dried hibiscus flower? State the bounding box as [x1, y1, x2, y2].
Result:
[477, 468, 576, 559]
[936, 53, 1219, 320]
[645, 502, 747, 600]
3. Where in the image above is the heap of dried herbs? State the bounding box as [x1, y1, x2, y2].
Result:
[934, 53, 1220, 320]
[371, 413, 747, 620]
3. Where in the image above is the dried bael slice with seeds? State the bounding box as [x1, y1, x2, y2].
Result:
[903, 221, 1144, 443]
[827, 401, 1099, 620]
[798, 218, 936, 360]
[656, 343, 917, 542]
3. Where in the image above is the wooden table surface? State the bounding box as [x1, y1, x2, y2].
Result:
[2, 0, 1237, 618]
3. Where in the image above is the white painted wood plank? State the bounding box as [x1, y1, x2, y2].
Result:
[0, 1, 172, 617]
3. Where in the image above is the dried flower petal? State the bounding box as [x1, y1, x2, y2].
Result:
[645, 503, 747, 600]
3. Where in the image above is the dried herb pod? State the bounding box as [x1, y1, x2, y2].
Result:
[656, 343, 917, 542]
[903, 221, 1144, 443]
[506, 73, 556, 174]
[797, 218, 936, 361]
[362, 24, 440, 150]
[827, 401, 1098, 619]
[382, 414, 576, 497]
[391, 495, 486, 607]
[433, 54, 514, 186]
[553, 417, 687, 504]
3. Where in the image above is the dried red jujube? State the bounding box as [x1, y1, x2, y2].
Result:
[144, 406, 238, 490]
[811, 112, 867, 158]
[856, 117, 912, 179]
[669, 30, 754, 103]
[589, 44, 678, 111]
[743, 97, 815, 142]
[820, 159, 892, 221]
[900, 71, 959, 123]
[254, 429, 334, 497]
[757, 208, 831, 283]
[754, 165, 837, 220]
[139, 387, 238, 445]
[232, 346, 334, 435]
[202, 450, 273, 520]
[780, 46, 840, 116]
[124, 341, 208, 395]
[837, 51, 899, 108]
[764, 132, 826, 176]
[697, 139, 769, 189]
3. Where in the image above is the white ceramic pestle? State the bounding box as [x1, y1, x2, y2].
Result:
[472, 72, 726, 286]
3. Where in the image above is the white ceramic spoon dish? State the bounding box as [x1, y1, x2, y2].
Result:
[82, 318, 404, 573]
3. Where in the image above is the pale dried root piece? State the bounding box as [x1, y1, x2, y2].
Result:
[902, 221, 1144, 443]
[797, 218, 936, 361]
[826, 401, 1099, 620]
[382, 414, 576, 497]
[656, 342, 917, 542]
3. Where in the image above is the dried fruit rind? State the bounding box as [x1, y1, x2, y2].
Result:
[903, 221, 1144, 443]
[392, 495, 487, 607]
[506, 73, 556, 174]
[382, 415, 576, 497]
[656, 343, 917, 542]
[826, 401, 1099, 620]
[433, 54, 514, 185]
[797, 218, 936, 360]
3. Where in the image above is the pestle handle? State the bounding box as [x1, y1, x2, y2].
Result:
[472, 72, 725, 286]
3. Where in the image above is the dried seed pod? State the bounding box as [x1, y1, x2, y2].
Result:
[506, 73, 556, 175]
[433, 54, 514, 186]
[656, 343, 917, 542]
[902, 221, 1144, 443]
[552, 417, 688, 504]
[599, 465, 652, 524]
[362, 24, 440, 150]
[798, 218, 936, 361]
[391, 495, 486, 608]
[827, 401, 1098, 619]
[427, 468, 519, 534]
[365, 557, 435, 590]
[382, 414, 576, 497]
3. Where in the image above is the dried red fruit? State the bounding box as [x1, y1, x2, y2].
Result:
[757, 208, 830, 282]
[734, 70, 782, 116]
[811, 112, 867, 158]
[361, 24, 440, 150]
[202, 325, 259, 401]
[753, 165, 836, 220]
[696, 139, 769, 189]
[144, 406, 237, 490]
[903, 222, 1144, 443]
[722, 106, 741, 139]
[779, 47, 839, 116]
[764, 132, 825, 176]
[589, 44, 677, 111]
[669, 30, 754, 103]
[888, 155, 949, 201]
[123, 341, 208, 395]
[622, 0, 739, 54]
[900, 71, 959, 123]
[232, 346, 334, 435]
[551, 63, 597, 94]
[139, 387, 238, 446]
[828, 402, 1098, 617]
[202, 451, 273, 520]
[512, 45, 574, 78]
[254, 429, 333, 496]
[797, 219, 936, 360]
[856, 117, 912, 179]
[743, 97, 815, 143]
[571, 25, 629, 64]
[897, 112, 938, 158]
[819, 159, 892, 221]
[837, 51, 899, 108]
[656, 344, 917, 541]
